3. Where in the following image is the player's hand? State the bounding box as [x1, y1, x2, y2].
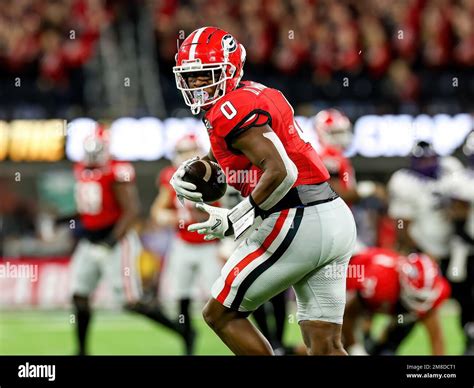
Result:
[187, 203, 230, 240]
[170, 157, 203, 204]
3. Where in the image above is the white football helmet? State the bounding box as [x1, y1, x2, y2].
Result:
[313, 109, 353, 151]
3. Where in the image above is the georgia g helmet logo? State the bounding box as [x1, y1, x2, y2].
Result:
[222, 34, 237, 54]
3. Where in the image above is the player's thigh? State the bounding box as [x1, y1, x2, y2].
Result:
[163, 238, 199, 299]
[70, 240, 101, 297]
[211, 207, 317, 312]
[106, 231, 143, 305]
[293, 251, 352, 325]
[291, 198, 356, 324]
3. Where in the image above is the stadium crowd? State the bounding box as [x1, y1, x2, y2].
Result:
[0, 0, 473, 118]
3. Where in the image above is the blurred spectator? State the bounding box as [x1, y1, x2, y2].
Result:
[0, 0, 110, 117]
[0, 178, 37, 251]
[0, 176, 75, 258]
[1, 0, 473, 117]
[385, 59, 420, 102]
[360, 15, 391, 78]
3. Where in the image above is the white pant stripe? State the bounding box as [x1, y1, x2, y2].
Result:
[221, 209, 296, 307]
[189, 27, 207, 60]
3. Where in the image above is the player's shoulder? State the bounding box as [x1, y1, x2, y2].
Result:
[371, 248, 400, 267]
[206, 81, 273, 138]
[388, 168, 421, 192]
[353, 247, 398, 263]
[320, 145, 347, 161]
[226, 80, 271, 100]
[440, 156, 464, 176]
[110, 160, 136, 183]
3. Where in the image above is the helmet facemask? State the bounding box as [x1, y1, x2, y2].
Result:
[399, 256, 441, 314]
[83, 136, 110, 167]
[400, 283, 441, 313]
[173, 59, 237, 115]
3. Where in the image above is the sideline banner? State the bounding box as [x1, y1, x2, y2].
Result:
[0, 258, 114, 308]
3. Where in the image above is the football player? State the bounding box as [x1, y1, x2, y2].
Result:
[170, 27, 357, 355]
[313, 109, 357, 201]
[151, 133, 222, 355]
[438, 132, 474, 354]
[387, 140, 463, 258]
[71, 126, 188, 355]
[343, 247, 451, 355]
[314, 108, 386, 204]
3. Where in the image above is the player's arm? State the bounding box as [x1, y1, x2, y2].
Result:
[331, 178, 387, 205]
[420, 308, 445, 355]
[342, 292, 368, 354]
[151, 186, 179, 227]
[387, 173, 418, 254]
[329, 177, 360, 203]
[188, 125, 297, 240]
[231, 125, 297, 207]
[110, 181, 141, 242]
[395, 218, 418, 255]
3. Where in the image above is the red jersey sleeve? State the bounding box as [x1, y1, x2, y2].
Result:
[209, 89, 271, 147]
[158, 166, 176, 190]
[112, 161, 136, 183]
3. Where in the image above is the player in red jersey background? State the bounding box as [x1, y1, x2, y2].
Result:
[313, 109, 357, 199]
[151, 134, 221, 354]
[314, 108, 396, 249]
[343, 247, 450, 355]
[71, 126, 189, 355]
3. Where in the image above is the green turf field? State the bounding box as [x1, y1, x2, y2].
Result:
[0, 306, 465, 355]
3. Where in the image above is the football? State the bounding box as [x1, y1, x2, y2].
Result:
[182, 159, 227, 202]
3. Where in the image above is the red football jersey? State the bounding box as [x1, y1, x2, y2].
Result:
[204, 81, 330, 197]
[319, 145, 356, 191]
[347, 248, 401, 314]
[347, 248, 450, 317]
[158, 166, 216, 244]
[74, 160, 135, 230]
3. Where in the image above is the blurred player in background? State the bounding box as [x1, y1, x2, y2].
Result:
[314, 107, 395, 247]
[171, 27, 357, 355]
[313, 109, 358, 203]
[71, 126, 186, 355]
[388, 140, 463, 258]
[152, 134, 221, 355]
[343, 247, 451, 355]
[439, 132, 474, 354]
[386, 141, 465, 355]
